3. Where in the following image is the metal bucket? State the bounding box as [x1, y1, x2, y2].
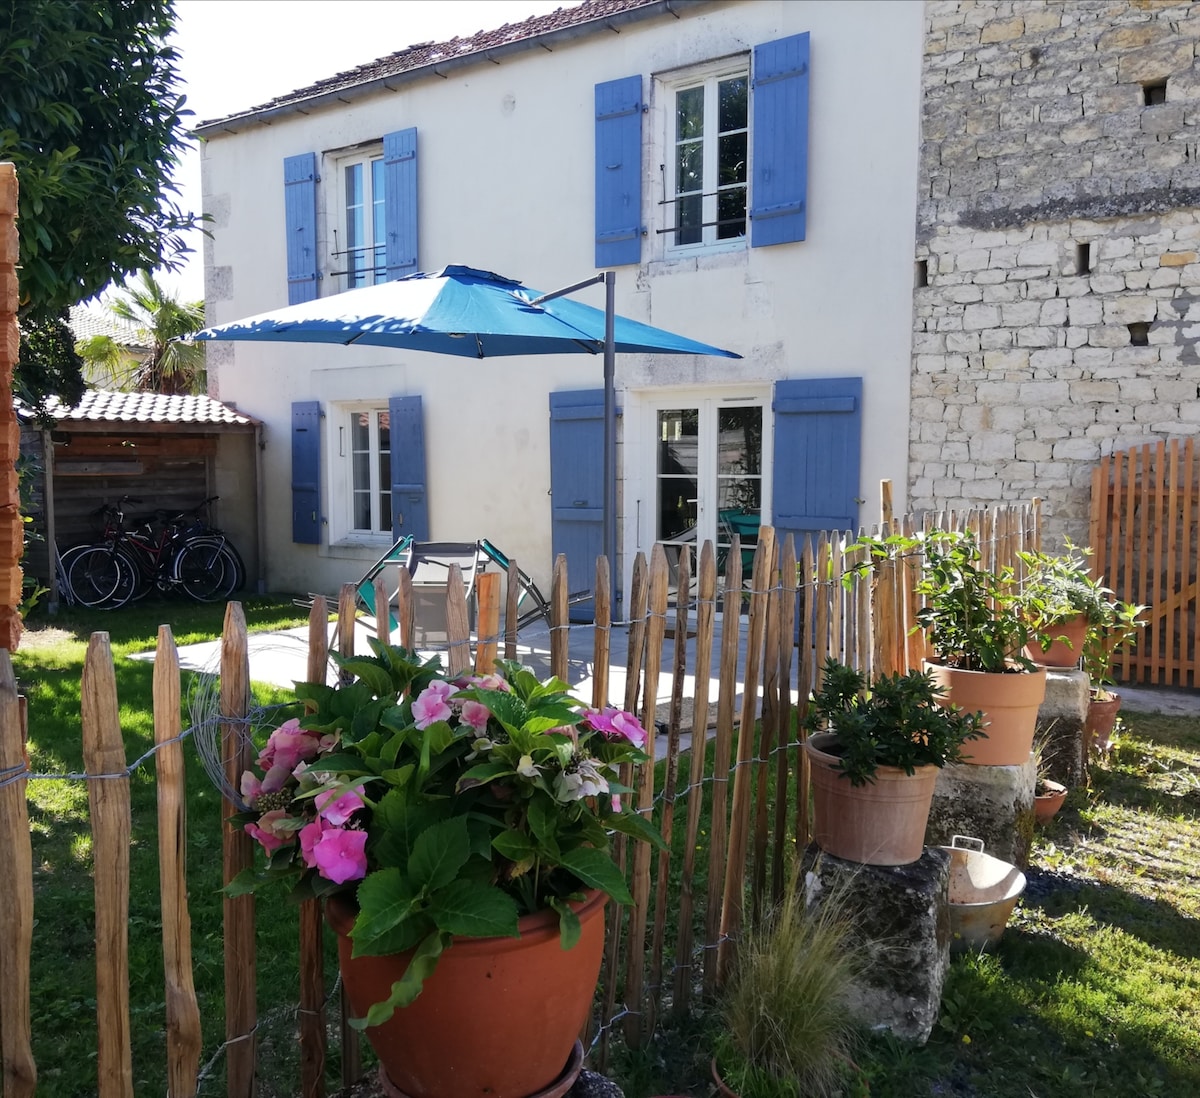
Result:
[939, 836, 1026, 951]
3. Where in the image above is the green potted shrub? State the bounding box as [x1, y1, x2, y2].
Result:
[802, 659, 985, 865]
[711, 874, 863, 1098]
[1017, 541, 1119, 667]
[911, 528, 1049, 766]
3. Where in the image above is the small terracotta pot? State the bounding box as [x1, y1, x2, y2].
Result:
[1085, 691, 1122, 756]
[711, 1058, 739, 1098]
[1034, 779, 1068, 823]
[327, 889, 606, 1098]
[805, 733, 939, 865]
[925, 660, 1047, 766]
[1025, 615, 1088, 668]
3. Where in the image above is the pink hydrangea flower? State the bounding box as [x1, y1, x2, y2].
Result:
[245, 809, 292, 855]
[299, 818, 325, 868]
[461, 700, 491, 732]
[310, 827, 369, 884]
[315, 787, 365, 826]
[412, 681, 457, 729]
[585, 706, 646, 749]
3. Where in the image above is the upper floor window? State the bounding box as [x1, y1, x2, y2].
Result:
[667, 64, 748, 252]
[341, 154, 387, 289]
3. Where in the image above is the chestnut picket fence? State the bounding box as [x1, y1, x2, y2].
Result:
[0, 491, 1040, 1097]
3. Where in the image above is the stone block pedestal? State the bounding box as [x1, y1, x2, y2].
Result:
[1036, 668, 1089, 786]
[926, 755, 1036, 868]
[801, 843, 950, 1045]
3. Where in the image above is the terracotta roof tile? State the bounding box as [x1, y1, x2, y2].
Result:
[197, 0, 666, 129]
[19, 389, 259, 427]
[68, 305, 148, 349]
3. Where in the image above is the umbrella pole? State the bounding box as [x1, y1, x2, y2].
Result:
[603, 270, 617, 616]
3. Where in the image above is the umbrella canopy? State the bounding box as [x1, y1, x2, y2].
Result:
[193, 264, 740, 360]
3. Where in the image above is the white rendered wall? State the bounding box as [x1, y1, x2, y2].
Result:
[201, 0, 924, 597]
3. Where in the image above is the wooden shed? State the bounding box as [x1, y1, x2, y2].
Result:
[19, 389, 263, 601]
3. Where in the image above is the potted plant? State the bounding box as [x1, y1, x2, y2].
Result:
[1032, 734, 1067, 824]
[711, 873, 863, 1098]
[911, 528, 1049, 766]
[1081, 597, 1146, 755]
[232, 644, 664, 1098]
[802, 659, 985, 865]
[1017, 541, 1114, 668]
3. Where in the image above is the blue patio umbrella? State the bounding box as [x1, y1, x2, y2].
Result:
[194, 265, 741, 597]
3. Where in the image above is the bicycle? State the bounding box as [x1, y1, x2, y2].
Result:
[61, 496, 246, 609]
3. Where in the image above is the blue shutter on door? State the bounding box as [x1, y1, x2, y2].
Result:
[284, 153, 320, 303]
[750, 33, 810, 248]
[389, 395, 429, 542]
[594, 76, 643, 267]
[292, 401, 322, 544]
[549, 390, 604, 621]
[771, 378, 862, 544]
[383, 128, 418, 279]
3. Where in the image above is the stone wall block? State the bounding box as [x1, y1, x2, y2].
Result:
[927, 756, 1037, 868]
[1117, 42, 1194, 85]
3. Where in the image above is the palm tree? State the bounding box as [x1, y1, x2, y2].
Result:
[75, 272, 206, 395]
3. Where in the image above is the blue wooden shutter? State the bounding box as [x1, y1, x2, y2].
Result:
[389, 395, 429, 542]
[549, 390, 604, 621]
[594, 76, 643, 267]
[384, 128, 418, 279]
[750, 33, 810, 248]
[292, 401, 322, 544]
[284, 152, 320, 303]
[771, 378, 862, 543]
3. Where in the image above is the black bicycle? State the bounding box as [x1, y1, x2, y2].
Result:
[60, 496, 246, 609]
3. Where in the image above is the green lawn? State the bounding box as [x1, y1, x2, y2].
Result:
[14, 601, 1200, 1097]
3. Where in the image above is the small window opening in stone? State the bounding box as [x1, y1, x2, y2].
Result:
[1143, 80, 1167, 107]
[915, 259, 929, 288]
[1076, 242, 1092, 275]
[1128, 322, 1150, 347]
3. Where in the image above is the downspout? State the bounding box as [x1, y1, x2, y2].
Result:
[254, 423, 267, 593]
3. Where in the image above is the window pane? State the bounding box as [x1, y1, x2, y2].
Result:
[717, 188, 746, 240]
[345, 164, 366, 288]
[719, 132, 747, 186]
[676, 193, 702, 246]
[718, 407, 762, 475]
[657, 409, 698, 543]
[353, 492, 371, 530]
[718, 76, 748, 132]
[676, 86, 704, 140]
[675, 139, 703, 196]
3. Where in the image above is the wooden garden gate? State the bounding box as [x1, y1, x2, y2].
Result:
[1089, 438, 1200, 688]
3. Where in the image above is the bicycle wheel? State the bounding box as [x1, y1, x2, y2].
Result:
[172, 538, 238, 602]
[63, 545, 134, 609]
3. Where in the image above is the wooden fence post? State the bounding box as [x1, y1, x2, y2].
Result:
[445, 564, 471, 676]
[220, 604, 256, 1098]
[82, 634, 133, 1098]
[550, 555, 570, 682]
[0, 649, 36, 1098]
[474, 571, 500, 675]
[772, 534, 797, 904]
[154, 627, 202, 1098]
[591, 555, 611, 709]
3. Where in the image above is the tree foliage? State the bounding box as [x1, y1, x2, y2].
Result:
[0, 0, 201, 412]
[77, 272, 206, 395]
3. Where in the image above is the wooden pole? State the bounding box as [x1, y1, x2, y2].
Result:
[591, 555, 612, 709]
[299, 598, 329, 1098]
[445, 563, 471, 676]
[880, 479, 893, 529]
[474, 571, 500, 675]
[0, 649, 36, 1097]
[220, 605, 256, 1098]
[82, 633, 133, 1098]
[550, 555, 569, 681]
[795, 536, 815, 851]
[154, 628, 202, 1098]
[752, 546, 780, 922]
[397, 566, 415, 651]
[772, 534, 797, 903]
[504, 558, 520, 661]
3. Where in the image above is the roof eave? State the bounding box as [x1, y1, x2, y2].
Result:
[193, 0, 687, 138]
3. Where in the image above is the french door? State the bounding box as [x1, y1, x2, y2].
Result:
[653, 394, 768, 578]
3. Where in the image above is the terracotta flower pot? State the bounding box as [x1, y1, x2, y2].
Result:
[804, 732, 939, 866]
[1085, 690, 1122, 756]
[924, 661, 1047, 766]
[1034, 779, 1068, 823]
[326, 889, 606, 1098]
[1025, 615, 1087, 668]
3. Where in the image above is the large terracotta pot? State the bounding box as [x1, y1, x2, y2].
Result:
[924, 661, 1047, 766]
[804, 732, 939, 866]
[1085, 690, 1122, 756]
[1025, 615, 1087, 668]
[326, 888, 607, 1098]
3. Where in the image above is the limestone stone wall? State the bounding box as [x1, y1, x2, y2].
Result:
[913, 1, 1200, 547]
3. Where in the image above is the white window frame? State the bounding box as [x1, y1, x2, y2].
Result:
[328, 402, 393, 547]
[655, 55, 751, 260]
[331, 146, 387, 292]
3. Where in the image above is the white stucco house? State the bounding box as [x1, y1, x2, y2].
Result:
[197, 0, 924, 606]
